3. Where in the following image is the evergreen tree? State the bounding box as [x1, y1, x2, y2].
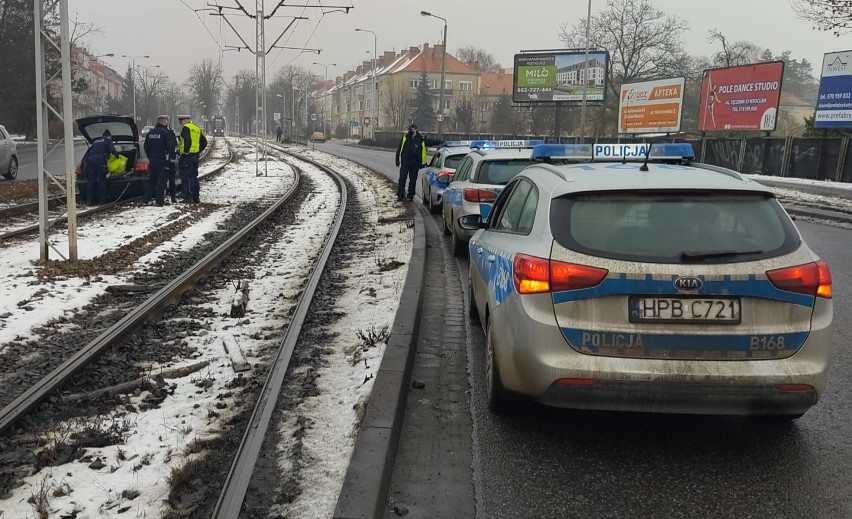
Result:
[412, 70, 435, 131]
[490, 94, 517, 134]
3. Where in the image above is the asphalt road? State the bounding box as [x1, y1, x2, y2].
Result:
[320, 140, 852, 518]
[4, 141, 89, 183]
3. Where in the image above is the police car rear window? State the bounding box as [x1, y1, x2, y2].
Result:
[476, 160, 537, 185]
[445, 154, 466, 169]
[550, 191, 800, 264]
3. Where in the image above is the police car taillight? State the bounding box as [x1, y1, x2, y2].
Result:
[766, 260, 832, 299]
[463, 188, 497, 203]
[135, 162, 148, 172]
[513, 254, 608, 295]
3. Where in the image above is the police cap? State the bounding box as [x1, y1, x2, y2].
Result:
[177, 114, 192, 121]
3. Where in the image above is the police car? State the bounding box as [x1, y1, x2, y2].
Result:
[441, 140, 542, 256]
[464, 142, 833, 418]
[419, 141, 471, 214]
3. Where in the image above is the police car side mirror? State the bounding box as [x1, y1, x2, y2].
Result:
[458, 214, 484, 231]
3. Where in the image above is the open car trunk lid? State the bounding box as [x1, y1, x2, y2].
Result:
[76, 115, 138, 144]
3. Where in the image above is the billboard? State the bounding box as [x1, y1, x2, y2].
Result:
[815, 50, 852, 129]
[698, 61, 784, 132]
[617, 77, 685, 134]
[513, 50, 610, 103]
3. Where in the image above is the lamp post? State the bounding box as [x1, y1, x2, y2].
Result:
[313, 61, 337, 135]
[354, 28, 379, 138]
[292, 87, 299, 139]
[121, 54, 149, 124]
[579, 0, 592, 142]
[420, 11, 447, 138]
[275, 93, 284, 137]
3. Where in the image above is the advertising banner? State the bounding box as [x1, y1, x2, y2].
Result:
[617, 77, 685, 134]
[815, 50, 852, 128]
[513, 50, 610, 103]
[698, 61, 784, 132]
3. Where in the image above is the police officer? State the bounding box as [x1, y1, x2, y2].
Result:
[177, 115, 207, 203]
[394, 123, 427, 201]
[165, 124, 179, 203]
[85, 129, 117, 206]
[143, 115, 177, 206]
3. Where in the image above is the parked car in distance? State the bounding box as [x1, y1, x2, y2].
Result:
[140, 125, 154, 139]
[311, 131, 326, 143]
[0, 125, 18, 180]
[75, 115, 149, 202]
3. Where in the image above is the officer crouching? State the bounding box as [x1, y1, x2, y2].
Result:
[143, 115, 177, 206]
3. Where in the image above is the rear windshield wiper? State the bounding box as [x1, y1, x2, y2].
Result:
[680, 249, 764, 261]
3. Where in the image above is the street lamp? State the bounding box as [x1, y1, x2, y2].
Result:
[121, 54, 149, 124]
[354, 28, 379, 138]
[579, 0, 593, 142]
[420, 11, 447, 138]
[275, 93, 284, 137]
[313, 62, 337, 135]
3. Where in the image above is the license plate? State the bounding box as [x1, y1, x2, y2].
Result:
[629, 296, 741, 324]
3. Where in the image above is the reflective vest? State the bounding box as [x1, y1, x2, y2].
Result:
[180, 122, 203, 154]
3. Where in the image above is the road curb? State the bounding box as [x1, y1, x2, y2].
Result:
[333, 207, 427, 519]
[784, 204, 852, 225]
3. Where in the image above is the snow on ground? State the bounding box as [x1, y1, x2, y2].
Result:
[268, 148, 412, 519]
[0, 138, 291, 351]
[0, 143, 412, 519]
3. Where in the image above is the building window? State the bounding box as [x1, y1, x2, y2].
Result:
[445, 79, 452, 89]
[410, 79, 420, 88]
[459, 81, 472, 92]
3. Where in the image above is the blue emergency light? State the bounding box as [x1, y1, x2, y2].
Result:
[531, 142, 695, 162]
[469, 139, 544, 150]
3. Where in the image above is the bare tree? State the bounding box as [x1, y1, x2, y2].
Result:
[559, 0, 690, 97]
[454, 96, 477, 134]
[187, 58, 223, 122]
[707, 29, 764, 67]
[382, 81, 412, 131]
[456, 46, 501, 71]
[136, 67, 167, 126]
[791, 0, 852, 36]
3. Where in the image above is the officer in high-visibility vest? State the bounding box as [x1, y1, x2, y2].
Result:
[394, 123, 427, 202]
[177, 114, 208, 203]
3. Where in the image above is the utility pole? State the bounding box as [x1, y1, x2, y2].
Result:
[34, 0, 76, 261]
[579, 0, 593, 142]
[209, 2, 349, 176]
[420, 11, 448, 138]
[354, 29, 378, 138]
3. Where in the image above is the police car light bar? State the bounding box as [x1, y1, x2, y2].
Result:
[469, 139, 545, 149]
[531, 143, 695, 162]
[442, 140, 473, 147]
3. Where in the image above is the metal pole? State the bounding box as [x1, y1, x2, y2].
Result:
[579, 0, 592, 142]
[255, 0, 266, 176]
[438, 20, 447, 138]
[60, 0, 77, 260]
[373, 34, 378, 138]
[132, 58, 137, 124]
[34, 0, 48, 260]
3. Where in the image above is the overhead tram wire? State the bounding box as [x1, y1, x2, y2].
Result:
[178, 0, 224, 49]
[266, 1, 353, 71]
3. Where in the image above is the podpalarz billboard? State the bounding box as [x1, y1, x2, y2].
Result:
[815, 50, 852, 129]
[698, 61, 784, 132]
[513, 50, 610, 103]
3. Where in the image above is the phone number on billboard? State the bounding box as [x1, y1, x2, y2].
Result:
[517, 87, 552, 93]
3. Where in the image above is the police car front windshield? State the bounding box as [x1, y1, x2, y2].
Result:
[476, 160, 538, 185]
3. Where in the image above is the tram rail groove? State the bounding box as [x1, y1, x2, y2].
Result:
[210, 147, 348, 518]
[0, 152, 299, 436]
[0, 138, 230, 243]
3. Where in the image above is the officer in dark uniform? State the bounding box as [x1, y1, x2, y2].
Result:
[143, 115, 177, 206]
[178, 115, 207, 203]
[394, 123, 427, 201]
[85, 129, 117, 206]
[165, 124, 179, 203]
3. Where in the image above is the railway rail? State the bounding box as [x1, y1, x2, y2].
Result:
[0, 138, 229, 243]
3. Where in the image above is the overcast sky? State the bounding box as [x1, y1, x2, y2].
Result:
[74, 0, 849, 85]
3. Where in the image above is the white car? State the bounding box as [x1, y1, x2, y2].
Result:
[464, 142, 833, 418]
[0, 125, 18, 180]
[441, 140, 542, 256]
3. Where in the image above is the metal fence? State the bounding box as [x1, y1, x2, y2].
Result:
[371, 131, 852, 183]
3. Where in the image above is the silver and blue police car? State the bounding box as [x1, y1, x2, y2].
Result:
[464, 142, 833, 418]
[441, 140, 542, 256]
[419, 141, 471, 214]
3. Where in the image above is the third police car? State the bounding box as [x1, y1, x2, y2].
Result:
[441, 140, 542, 256]
[463, 142, 833, 418]
[419, 141, 471, 214]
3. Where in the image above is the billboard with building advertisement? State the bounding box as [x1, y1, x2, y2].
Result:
[698, 61, 784, 132]
[617, 77, 685, 134]
[815, 50, 852, 129]
[513, 50, 610, 103]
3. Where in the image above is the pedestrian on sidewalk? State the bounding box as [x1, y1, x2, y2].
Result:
[276, 125, 283, 143]
[395, 124, 426, 202]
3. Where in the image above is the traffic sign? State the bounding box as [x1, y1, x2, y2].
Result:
[310, 113, 318, 121]
[436, 114, 445, 122]
[274, 112, 281, 122]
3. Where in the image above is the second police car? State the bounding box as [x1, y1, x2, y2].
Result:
[419, 141, 471, 214]
[441, 140, 543, 256]
[464, 142, 833, 419]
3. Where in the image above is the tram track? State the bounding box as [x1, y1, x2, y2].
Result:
[0, 138, 230, 243]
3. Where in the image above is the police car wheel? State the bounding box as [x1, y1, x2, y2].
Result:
[428, 196, 440, 214]
[442, 214, 452, 236]
[421, 185, 429, 206]
[452, 225, 466, 257]
[468, 276, 479, 321]
[485, 313, 508, 413]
